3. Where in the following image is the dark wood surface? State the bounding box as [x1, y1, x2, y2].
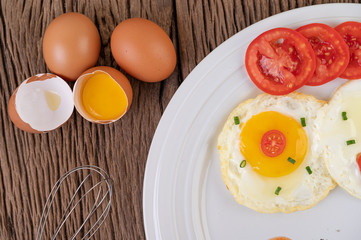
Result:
[0, 0, 360, 239]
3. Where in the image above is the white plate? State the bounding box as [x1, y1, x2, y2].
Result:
[143, 4, 361, 240]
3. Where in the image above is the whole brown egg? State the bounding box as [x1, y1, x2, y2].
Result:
[111, 18, 176, 82]
[43, 12, 101, 81]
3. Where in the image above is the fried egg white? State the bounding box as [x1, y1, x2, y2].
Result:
[316, 80, 361, 199]
[217, 92, 336, 213]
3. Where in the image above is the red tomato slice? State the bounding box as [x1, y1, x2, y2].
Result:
[357, 153, 361, 171]
[297, 23, 350, 86]
[335, 21, 361, 79]
[260, 130, 286, 157]
[245, 28, 316, 95]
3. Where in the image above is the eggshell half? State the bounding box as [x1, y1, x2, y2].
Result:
[8, 73, 74, 133]
[73, 66, 133, 124]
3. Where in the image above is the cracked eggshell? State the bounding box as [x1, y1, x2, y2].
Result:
[73, 66, 133, 124]
[8, 73, 74, 133]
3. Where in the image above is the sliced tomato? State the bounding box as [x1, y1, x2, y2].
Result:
[245, 28, 316, 95]
[297, 23, 350, 86]
[260, 130, 286, 157]
[335, 21, 361, 79]
[357, 153, 361, 171]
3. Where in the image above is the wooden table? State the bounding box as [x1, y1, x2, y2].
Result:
[0, 0, 360, 239]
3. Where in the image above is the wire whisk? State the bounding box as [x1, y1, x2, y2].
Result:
[36, 165, 112, 240]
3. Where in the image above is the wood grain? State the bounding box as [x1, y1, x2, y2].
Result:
[0, 0, 360, 239]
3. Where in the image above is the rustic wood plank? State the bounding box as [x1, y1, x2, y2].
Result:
[0, 0, 178, 239]
[1, 0, 361, 239]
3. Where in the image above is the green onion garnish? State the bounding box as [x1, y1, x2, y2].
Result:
[342, 111, 348, 120]
[275, 186, 282, 195]
[300, 117, 306, 127]
[234, 116, 240, 125]
[240, 160, 246, 168]
[288, 157, 296, 164]
[306, 166, 312, 175]
[347, 139, 356, 145]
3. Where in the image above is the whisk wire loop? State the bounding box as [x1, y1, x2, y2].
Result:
[36, 165, 112, 240]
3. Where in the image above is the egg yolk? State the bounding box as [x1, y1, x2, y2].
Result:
[239, 111, 308, 177]
[81, 73, 127, 120]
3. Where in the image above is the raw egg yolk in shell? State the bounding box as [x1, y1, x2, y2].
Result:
[81, 73, 128, 120]
[239, 111, 308, 177]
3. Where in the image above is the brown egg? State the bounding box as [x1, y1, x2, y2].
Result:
[43, 12, 101, 81]
[111, 18, 176, 82]
[73, 66, 133, 124]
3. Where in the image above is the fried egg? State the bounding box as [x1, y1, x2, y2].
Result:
[316, 80, 361, 199]
[217, 93, 336, 213]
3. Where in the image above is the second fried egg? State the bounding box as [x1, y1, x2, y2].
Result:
[217, 93, 335, 213]
[316, 80, 361, 199]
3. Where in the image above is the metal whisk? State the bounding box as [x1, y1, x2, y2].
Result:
[36, 165, 112, 240]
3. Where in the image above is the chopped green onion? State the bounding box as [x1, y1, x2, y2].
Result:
[306, 166, 312, 175]
[234, 116, 240, 125]
[240, 160, 246, 168]
[342, 111, 348, 120]
[300, 117, 306, 127]
[275, 186, 282, 195]
[287, 157, 296, 164]
[347, 139, 356, 145]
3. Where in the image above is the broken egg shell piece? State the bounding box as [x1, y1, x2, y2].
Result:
[8, 88, 41, 133]
[8, 73, 74, 133]
[73, 66, 133, 124]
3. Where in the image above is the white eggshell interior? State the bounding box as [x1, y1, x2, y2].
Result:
[15, 74, 74, 131]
